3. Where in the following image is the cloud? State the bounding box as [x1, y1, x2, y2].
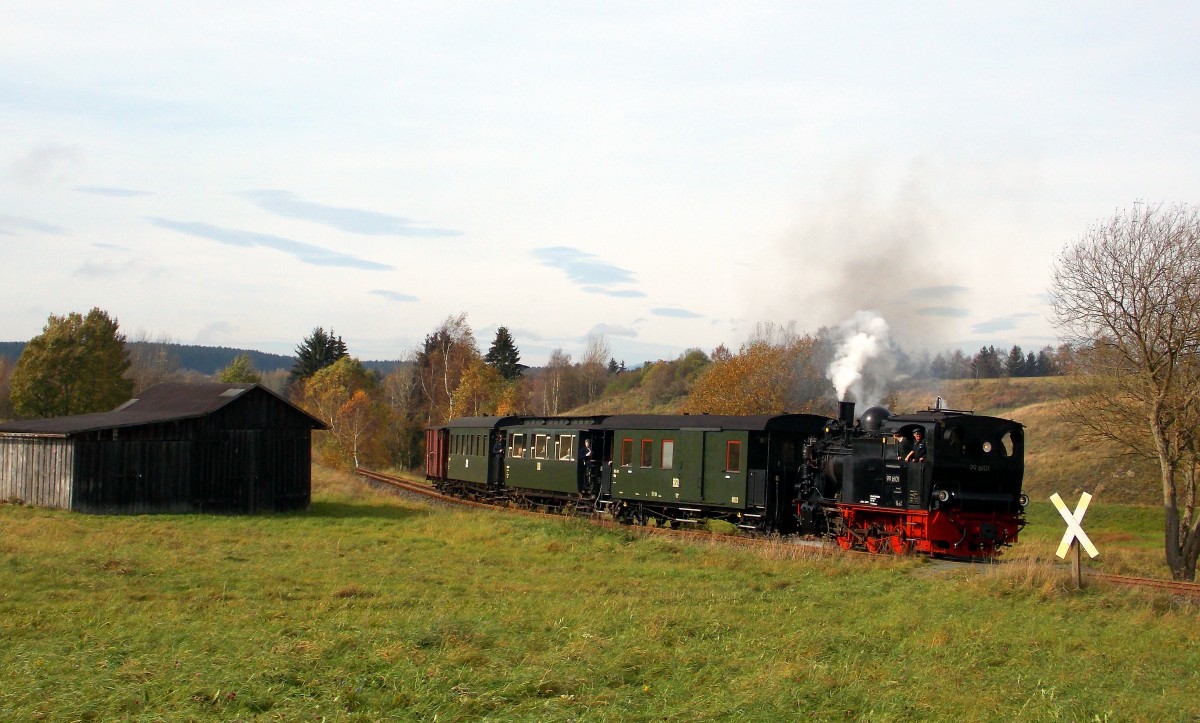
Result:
[93, 242, 132, 252]
[195, 321, 236, 345]
[588, 323, 638, 338]
[651, 307, 703, 319]
[238, 189, 461, 237]
[148, 217, 393, 270]
[0, 215, 65, 235]
[369, 290, 418, 302]
[75, 186, 151, 197]
[74, 259, 137, 279]
[533, 247, 641, 296]
[582, 286, 647, 298]
[907, 285, 970, 299]
[971, 313, 1036, 334]
[8, 143, 81, 185]
[917, 306, 970, 318]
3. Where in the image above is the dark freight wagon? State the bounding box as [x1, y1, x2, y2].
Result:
[0, 382, 326, 514]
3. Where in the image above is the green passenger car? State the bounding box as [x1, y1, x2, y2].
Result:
[440, 416, 522, 497]
[600, 414, 828, 531]
[503, 417, 608, 507]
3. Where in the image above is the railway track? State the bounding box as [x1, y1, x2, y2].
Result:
[354, 468, 1200, 596]
[355, 467, 831, 553]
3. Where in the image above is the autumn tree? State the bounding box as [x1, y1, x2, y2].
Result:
[685, 332, 831, 415]
[484, 326, 523, 380]
[298, 356, 388, 468]
[10, 308, 133, 418]
[415, 313, 479, 423]
[290, 327, 348, 383]
[452, 357, 506, 417]
[1050, 201, 1200, 580]
[217, 353, 262, 384]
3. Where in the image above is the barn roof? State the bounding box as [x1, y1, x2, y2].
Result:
[0, 383, 327, 436]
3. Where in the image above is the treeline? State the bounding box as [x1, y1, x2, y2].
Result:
[0, 340, 295, 376]
[0, 307, 1071, 474]
[924, 344, 1075, 380]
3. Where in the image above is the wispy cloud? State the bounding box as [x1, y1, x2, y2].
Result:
[582, 286, 647, 298]
[651, 307, 703, 319]
[148, 217, 393, 270]
[75, 186, 151, 197]
[588, 323, 638, 338]
[238, 189, 461, 237]
[971, 313, 1036, 334]
[369, 290, 418, 302]
[533, 247, 641, 296]
[0, 215, 65, 235]
[917, 306, 970, 318]
[74, 259, 137, 279]
[7, 142, 80, 185]
[93, 242, 132, 252]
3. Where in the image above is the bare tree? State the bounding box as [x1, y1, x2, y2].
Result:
[1050, 201, 1200, 580]
[579, 332, 610, 402]
[125, 330, 182, 394]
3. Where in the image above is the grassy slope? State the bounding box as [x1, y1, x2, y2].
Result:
[893, 376, 1160, 505]
[1, 467, 1197, 721]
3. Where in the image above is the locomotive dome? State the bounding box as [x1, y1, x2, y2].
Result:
[858, 406, 891, 432]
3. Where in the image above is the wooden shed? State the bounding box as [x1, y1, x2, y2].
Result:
[0, 382, 327, 514]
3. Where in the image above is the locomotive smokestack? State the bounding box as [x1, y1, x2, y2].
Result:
[839, 400, 855, 427]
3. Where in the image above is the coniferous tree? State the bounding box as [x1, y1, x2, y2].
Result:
[484, 326, 522, 380]
[290, 327, 349, 382]
[10, 308, 133, 418]
[1005, 345, 1026, 377]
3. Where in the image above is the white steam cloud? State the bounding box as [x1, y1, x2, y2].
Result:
[826, 311, 897, 407]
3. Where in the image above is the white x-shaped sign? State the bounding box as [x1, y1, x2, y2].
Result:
[1050, 492, 1100, 559]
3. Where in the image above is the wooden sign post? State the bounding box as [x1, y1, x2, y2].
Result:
[1050, 492, 1100, 589]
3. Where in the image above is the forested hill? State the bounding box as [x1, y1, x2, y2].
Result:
[0, 341, 293, 375]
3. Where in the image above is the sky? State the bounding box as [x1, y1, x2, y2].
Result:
[3, 2, 1199, 367]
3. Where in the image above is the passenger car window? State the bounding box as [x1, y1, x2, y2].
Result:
[726, 441, 741, 473]
[661, 440, 674, 469]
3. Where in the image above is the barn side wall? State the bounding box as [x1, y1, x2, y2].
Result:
[71, 389, 314, 514]
[0, 437, 74, 509]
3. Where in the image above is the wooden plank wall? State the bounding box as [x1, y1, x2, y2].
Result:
[0, 437, 74, 509]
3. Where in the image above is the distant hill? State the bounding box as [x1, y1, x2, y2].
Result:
[0, 341, 400, 377]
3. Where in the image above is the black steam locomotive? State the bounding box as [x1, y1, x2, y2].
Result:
[425, 400, 1026, 558]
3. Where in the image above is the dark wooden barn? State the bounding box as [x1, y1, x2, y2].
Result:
[0, 382, 327, 513]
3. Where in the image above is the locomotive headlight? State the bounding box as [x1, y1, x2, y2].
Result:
[982, 441, 993, 453]
[1018, 493, 1029, 508]
[933, 489, 950, 503]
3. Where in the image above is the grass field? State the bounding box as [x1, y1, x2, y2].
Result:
[2, 466, 1197, 721]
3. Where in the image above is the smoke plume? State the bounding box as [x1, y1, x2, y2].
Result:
[826, 310, 897, 406]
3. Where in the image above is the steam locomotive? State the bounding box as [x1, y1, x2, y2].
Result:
[424, 400, 1026, 558]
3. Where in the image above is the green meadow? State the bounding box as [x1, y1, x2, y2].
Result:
[1, 466, 1196, 721]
